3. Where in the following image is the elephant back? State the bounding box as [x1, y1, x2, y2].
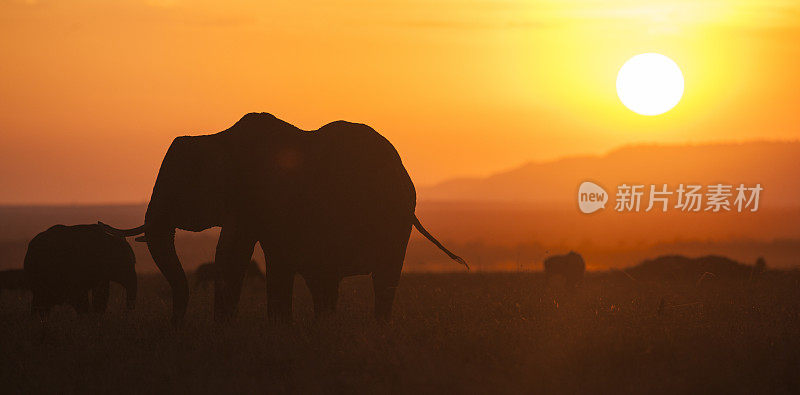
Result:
[221, 114, 415, 220]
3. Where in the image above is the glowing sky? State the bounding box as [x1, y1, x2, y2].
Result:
[1, 0, 799, 204]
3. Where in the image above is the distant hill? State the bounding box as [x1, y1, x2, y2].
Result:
[624, 254, 760, 281]
[421, 141, 800, 207]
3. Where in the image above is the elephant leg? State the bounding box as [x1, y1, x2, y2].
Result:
[31, 291, 44, 314]
[213, 226, 256, 322]
[71, 290, 91, 315]
[31, 291, 51, 322]
[92, 281, 110, 313]
[265, 260, 295, 324]
[307, 276, 340, 318]
[373, 267, 403, 322]
[372, 226, 411, 322]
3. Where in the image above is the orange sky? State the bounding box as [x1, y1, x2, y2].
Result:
[1, 0, 799, 204]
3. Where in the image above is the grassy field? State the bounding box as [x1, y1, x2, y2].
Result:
[2, 272, 800, 393]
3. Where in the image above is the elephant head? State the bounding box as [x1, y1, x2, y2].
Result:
[101, 134, 231, 324]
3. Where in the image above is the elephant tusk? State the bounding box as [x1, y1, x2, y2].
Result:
[97, 221, 146, 237]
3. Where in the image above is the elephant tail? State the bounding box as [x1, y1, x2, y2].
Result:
[412, 215, 469, 270]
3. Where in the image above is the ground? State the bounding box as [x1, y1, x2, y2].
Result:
[1, 272, 800, 393]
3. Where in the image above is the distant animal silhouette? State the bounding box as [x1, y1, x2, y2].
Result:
[626, 255, 763, 282]
[544, 251, 585, 288]
[194, 260, 265, 289]
[100, 112, 466, 324]
[0, 269, 27, 294]
[24, 224, 137, 318]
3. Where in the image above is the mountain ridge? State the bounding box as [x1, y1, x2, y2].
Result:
[420, 140, 800, 206]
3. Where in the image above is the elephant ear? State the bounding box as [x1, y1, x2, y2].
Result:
[148, 135, 231, 231]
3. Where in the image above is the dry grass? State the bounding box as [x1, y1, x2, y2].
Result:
[1, 272, 800, 393]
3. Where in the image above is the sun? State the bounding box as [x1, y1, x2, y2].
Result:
[616, 53, 684, 116]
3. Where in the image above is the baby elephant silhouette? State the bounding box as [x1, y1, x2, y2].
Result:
[193, 260, 265, 290]
[24, 224, 137, 320]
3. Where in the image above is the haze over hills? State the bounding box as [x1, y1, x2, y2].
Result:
[420, 141, 800, 207]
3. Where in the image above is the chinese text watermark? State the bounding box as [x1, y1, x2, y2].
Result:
[579, 182, 762, 213]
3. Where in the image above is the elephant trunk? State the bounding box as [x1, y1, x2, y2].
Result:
[124, 271, 138, 310]
[145, 227, 188, 325]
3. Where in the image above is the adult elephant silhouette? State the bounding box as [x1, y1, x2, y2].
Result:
[102, 113, 466, 325]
